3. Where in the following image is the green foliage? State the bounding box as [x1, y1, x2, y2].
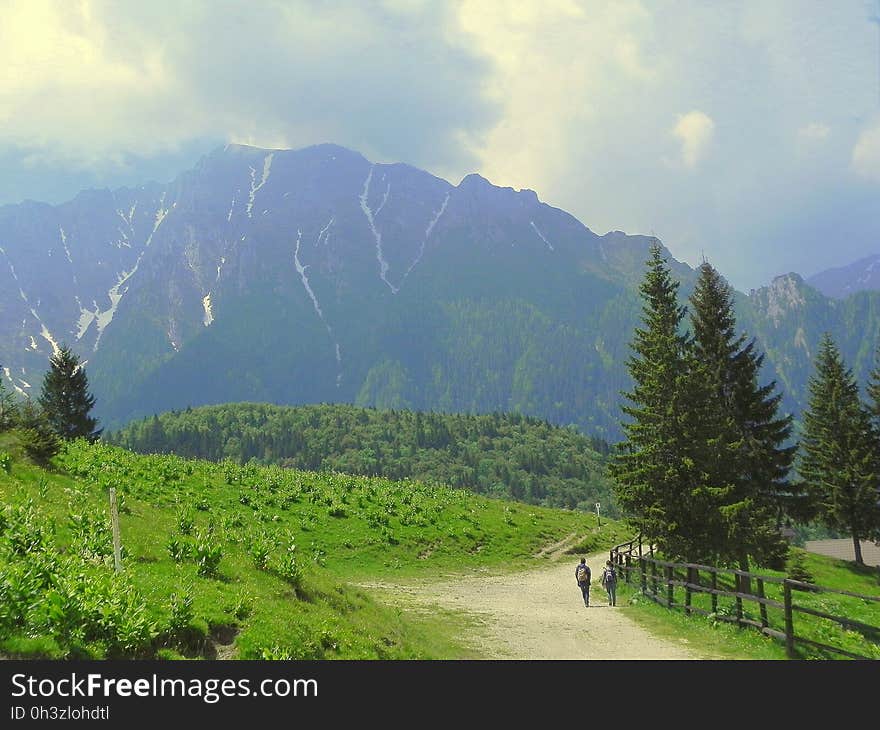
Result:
[275, 545, 304, 589]
[0, 376, 16, 431]
[685, 262, 794, 569]
[175, 504, 195, 535]
[108, 402, 618, 515]
[786, 549, 814, 584]
[608, 243, 694, 556]
[2, 436, 625, 659]
[0, 501, 153, 657]
[0, 452, 10, 474]
[38, 345, 101, 442]
[611, 251, 796, 569]
[798, 335, 880, 563]
[193, 528, 223, 578]
[15, 401, 61, 465]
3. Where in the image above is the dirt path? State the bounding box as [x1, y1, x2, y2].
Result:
[363, 551, 712, 660]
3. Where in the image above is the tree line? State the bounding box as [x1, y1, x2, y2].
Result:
[108, 402, 618, 514]
[611, 244, 880, 568]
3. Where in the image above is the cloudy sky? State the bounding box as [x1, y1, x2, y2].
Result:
[1, 0, 879, 290]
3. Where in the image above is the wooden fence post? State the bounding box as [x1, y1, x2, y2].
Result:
[651, 558, 658, 597]
[109, 487, 122, 574]
[640, 556, 647, 594]
[625, 553, 631, 584]
[685, 567, 695, 616]
[756, 578, 768, 629]
[783, 580, 795, 658]
[711, 571, 718, 614]
[665, 565, 674, 607]
[735, 573, 744, 624]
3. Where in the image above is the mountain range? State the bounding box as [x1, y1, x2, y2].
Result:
[807, 254, 880, 299]
[1, 143, 878, 439]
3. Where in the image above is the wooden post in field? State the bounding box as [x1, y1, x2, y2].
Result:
[783, 580, 795, 658]
[756, 578, 768, 628]
[640, 556, 647, 594]
[665, 565, 674, 607]
[685, 566, 695, 616]
[711, 571, 718, 614]
[109, 488, 122, 574]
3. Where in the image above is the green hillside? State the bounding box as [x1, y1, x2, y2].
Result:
[0, 433, 620, 659]
[107, 403, 618, 515]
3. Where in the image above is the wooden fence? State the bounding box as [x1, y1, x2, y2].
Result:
[609, 537, 880, 660]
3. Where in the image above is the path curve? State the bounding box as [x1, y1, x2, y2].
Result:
[364, 552, 712, 660]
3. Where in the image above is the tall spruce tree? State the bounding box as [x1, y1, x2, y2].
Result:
[609, 243, 706, 559]
[799, 335, 879, 565]
[688, 262, 795, 570]
[869, 348, 880, 430]
[0, 368, 18, 430]
[38, 346, 102, 442]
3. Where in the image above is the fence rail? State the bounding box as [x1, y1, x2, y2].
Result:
[609, 537, 880, 660]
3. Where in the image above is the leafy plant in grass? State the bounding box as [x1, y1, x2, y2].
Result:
[176, 504, 195, 535]
[247, 530, 275, 571]
[166, 534, 193, 563]
[276, 547, 304, 590]
[0, 452, 10, 474]
[786, 550, 815, 584]
[194, 529, 223, 578]
[67, 508, 112, 562]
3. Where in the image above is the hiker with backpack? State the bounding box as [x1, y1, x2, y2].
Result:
[602, 560, 617, 606]
[575, 557, 591, 607]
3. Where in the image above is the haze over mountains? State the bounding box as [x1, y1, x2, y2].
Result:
[807, 255, 880, 299]
[0, 143, 878, 439]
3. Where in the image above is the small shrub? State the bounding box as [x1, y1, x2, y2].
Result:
[247, 531, 274, 571]
[194, 530, 222, 577]
[176, 505, 195, 535]
[786, 550, 815, 584]
[276, 546, 303, 589]
[166, 589, 195, 641]
[166, 534, 192, 562]
[0, 451, 11, 473]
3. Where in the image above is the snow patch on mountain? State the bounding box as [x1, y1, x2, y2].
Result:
[294, 227, 343, 387]
[359, 166, 398, 294]
[38, 322, 61, 358]
[316, 217, 334, 247]
[294, 229, 324, 319]
[202, 294, 214, 327]
[76, 307, 97, 340]
[93, 195, 170, 350]
[2, 367, 26, 397]
[247, 154, 274, 218]
[403, 192, 449, 282]
[530, 221, 554, 252]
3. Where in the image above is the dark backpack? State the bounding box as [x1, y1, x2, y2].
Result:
[604, 567, 617, 586]
[576, 564, 590, 584]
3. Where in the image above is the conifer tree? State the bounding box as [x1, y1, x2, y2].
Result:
[688, 262, 795, 570]
[868, 347, 880, 430]
[0, 369, 17, 430]
[38, 346, 102, 442]
[609, 243, 703, 558]
[799, 335, 879, 565]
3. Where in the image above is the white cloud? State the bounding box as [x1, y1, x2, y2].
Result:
[851, 119, 880, 182]
[0, 0, 495, 173]
[671, 111, 715, 169]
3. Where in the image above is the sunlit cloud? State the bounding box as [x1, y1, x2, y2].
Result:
[851, 117, 880, 182]
[671, 111, 715, 169]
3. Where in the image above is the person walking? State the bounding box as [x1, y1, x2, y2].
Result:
[575, 557, 591, 607]
[602, 560, 617, 606]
